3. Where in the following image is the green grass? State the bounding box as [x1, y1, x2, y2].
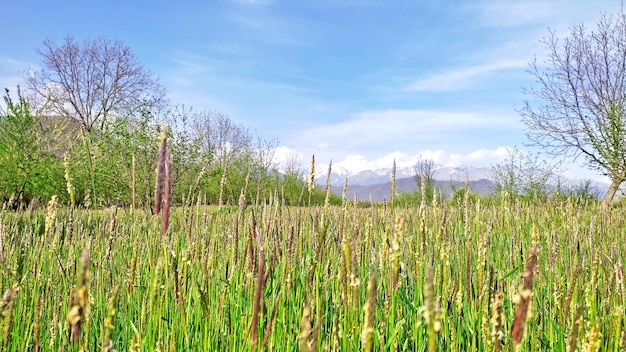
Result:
[0, 197, 624, 351]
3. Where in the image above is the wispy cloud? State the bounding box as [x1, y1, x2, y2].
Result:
[224, 9, 305, 47]
[406, 60, 527, 92]
[296, 108, 518, 148]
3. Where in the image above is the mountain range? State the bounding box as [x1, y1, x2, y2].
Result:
[314, 165, 610, 202]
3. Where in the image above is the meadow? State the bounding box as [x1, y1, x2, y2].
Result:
[0, 186, 624, 351]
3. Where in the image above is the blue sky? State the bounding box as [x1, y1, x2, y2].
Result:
[1, 0, 622, 180]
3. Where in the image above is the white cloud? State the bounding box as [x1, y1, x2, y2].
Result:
[274, 144, 609, 183]
[272, 146, 303, 172]
[293, 108, 519, 152]
[465, 147, 511, 162]
[333, 152, 418, 173]
[311, 147, 513, 176]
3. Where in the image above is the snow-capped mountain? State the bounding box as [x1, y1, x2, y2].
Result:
[315, 165, 492, 186]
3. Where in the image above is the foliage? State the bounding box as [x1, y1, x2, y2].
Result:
[0, 88, 64, 206]
[450, 186, 480, 205]
[489, 147, 559, 202]
[553, 178, 602, 207]
[0, 35, 345, 210]
[391, 189, 417, 206]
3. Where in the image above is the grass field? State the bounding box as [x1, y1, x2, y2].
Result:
[0, 194, 624, 351]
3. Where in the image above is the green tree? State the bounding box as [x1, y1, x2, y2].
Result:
[24, 36, 167, 206]
[0, 88, 64, 206]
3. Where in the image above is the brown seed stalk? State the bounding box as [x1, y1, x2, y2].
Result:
[1, 284, 19, 351]
[68, 250, 90, 344]
[511, 245, 538, 345]
[155, 124, 168, 215]
[154, 124, 171, 235]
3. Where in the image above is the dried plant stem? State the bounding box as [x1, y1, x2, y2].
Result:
[390, 159, 396, 215]
[64, 154, 75, 241]
[0, 216, 4, 265]
[250, 212, 265, 346]
[308, 155, 315, 207]
[185, 165, 208, 234]
[162, 149, 171, 235]
[218, 165, 228, 209]
[390, 213, 403, 292]
[131, 153, 136, 212]
[233, 171, 250, 267]
[128, 245, 138, 294]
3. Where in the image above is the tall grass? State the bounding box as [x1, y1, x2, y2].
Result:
[0, 188, 624, 350]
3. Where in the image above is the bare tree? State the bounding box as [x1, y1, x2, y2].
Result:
[191, 110, 252, 168]
[25, 36, 166, 132]
[190, 110, 256, 206]
[252, 132, 278, 175]
[520, 9, 626, 204]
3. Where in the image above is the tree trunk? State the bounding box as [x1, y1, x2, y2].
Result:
[602, 179, 621, 205]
